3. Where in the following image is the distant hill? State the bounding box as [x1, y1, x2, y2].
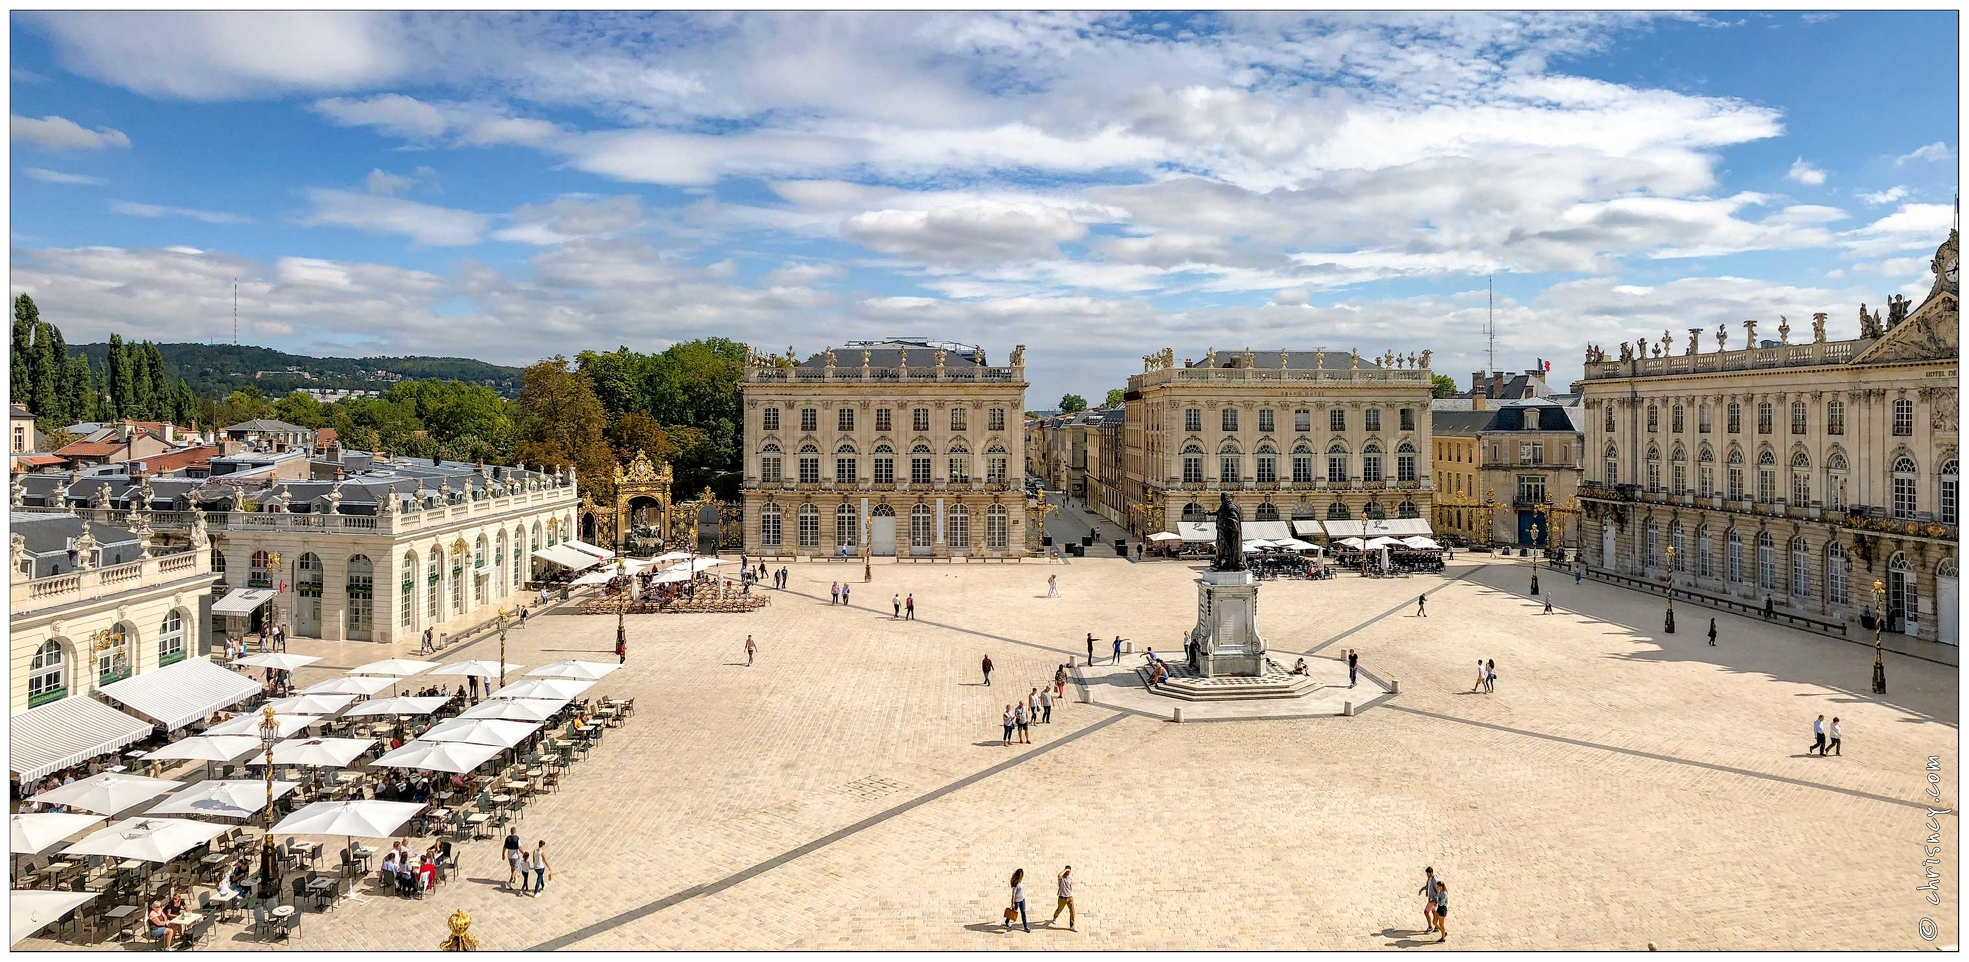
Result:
[70, 342, 526, 398]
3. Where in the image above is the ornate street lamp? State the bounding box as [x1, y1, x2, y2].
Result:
[496, 610, 510, 690]
[614, 557, 629, 654]
[1662, 544, 1676, 634]
[256, 703, 281, 901]
[1872, 579, 1888, 694]
[1529, 522, 1542, 597]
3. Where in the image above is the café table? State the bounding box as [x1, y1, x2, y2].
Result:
[466, 813, 492, 839]
[209, 889, 241, 922]
[106, 904, 141, 942]
[306, 875, 338, 908]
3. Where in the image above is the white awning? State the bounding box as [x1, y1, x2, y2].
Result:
[10, 698, 154, 786]
[1290, 519, 1326, 538]
[1323, 518, 1433, 539]
[1176, 521, 1215, 542]
[1146, 532, 1183, 542]
[96, 659, 263, 732]
[563, 540, 615, 560]
[531, 545, 598, 572]
[1243, 521, 1293, 541]
[209, 588, 277, 617]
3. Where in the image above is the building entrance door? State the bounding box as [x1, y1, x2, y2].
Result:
[870, 508, 897, 556]
[1601, 525, 1617, 571]
[1516, 510, 1535, 545]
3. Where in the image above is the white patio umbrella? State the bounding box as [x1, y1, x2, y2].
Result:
[1242, 539, 1272, 552]
[347, 658, 439, 677]
[1402, 536, 1443, 550]
[1335, 537, 1367, 549]
[1277, 538, 1321, 552]
[416, 718, 540, 749]
[144, 734, 264, 762]
[11, 813, 104, 855]
[246, 737, 374, 769]
[489, 678, 595, 700]
[370, 741, 504, 774]
[232, 653, 321, 671]
[1146, 531, 1182, 542]
[301, 675, 397, 696]
[63, 817, 227, 863]
[1365, 536, 1402, 549]
[651, 568, 694, 584]
[12, 891, 98, 945]
[650, 550, 693, 563]
[148, 780, 299, 821]
[664, 557, 732, 573]
[203, 714, 322, 739]
[428, 660, 524, 679]
[568, 569, 617, 588]
[458, 698, 566, 722]
[29, 773, 180, 817]
[341, 696, 449, 718]
[268, 694, 358, 715]
[272, 800, 427, 886]
[526, 660, 621, 680]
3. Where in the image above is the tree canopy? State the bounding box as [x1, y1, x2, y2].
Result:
[1058, 393, 1088, 413]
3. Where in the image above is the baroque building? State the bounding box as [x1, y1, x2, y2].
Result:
[1431, 397, 1585, 547]
[1122, 347, 1435, 533]
[1579, 231, 1960, 644]
[739, 339, 1031, 558]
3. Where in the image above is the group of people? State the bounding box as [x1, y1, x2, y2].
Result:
[1810, 714, 1844, 756]
[1468, 659, 1497, 694]
[1083, 633, 1129, 666]
[891, 592, 917, 619]
[755, 563, 790, 589]
[503, 827, 554, 895]
[147, 889, 201, 949]
[828, 581, 854, 605]
[997, 666, 1070, 745]
[1417, 866, 1451, 941]
[380, 837, 448, 897]
[1003, 866, 1076, 932]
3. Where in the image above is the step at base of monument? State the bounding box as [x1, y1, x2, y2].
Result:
[1134, 665, 1323, 701]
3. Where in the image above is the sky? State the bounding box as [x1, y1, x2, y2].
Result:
[8, 10, 1960, 408]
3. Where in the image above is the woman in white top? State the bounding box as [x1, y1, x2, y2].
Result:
[1006, 868, 1029, 932]
[216, 866, 238, 900]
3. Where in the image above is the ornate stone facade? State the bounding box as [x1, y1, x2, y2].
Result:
[1579, 232, 1960, 644]
[1123, 347, 1436, 532]
[739, 339, 1030, 558]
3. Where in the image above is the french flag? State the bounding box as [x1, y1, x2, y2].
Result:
[1538, 358, 1551, 373]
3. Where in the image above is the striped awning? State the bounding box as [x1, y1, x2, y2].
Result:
[10, 697, 153, 785]
[96, 659, 262, 732]
[531, 545, 598, 572]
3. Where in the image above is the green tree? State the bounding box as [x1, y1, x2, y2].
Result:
[143, 342, 170, 418]
[208, 389, 271, 430]
[1431, 374, 1458, 399]
[512, 356, 613, 499]
[30, 323, 63, 425]
[58, 352, 96, 424]
[12, 294, 38, 404]
[1103, 388, 1125, 408]
[1058, 393, 1087, 413]
[272, 392, 332, 429]
[107, 333, 133, 420]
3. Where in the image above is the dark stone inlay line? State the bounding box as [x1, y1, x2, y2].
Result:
[778, 587, 1082, 659]
[1384, 704, 1952, 813]
[1301, 564, 1490, 655]
[528, 711, 1133, 950]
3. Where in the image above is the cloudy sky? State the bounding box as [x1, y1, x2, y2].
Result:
[9, 11, 1959, 406]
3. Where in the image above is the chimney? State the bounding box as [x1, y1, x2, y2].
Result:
[163, 424, 175, 443]
[1490, 372, 1506, 397]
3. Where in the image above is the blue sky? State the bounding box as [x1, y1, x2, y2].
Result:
[9, 11, 1958, 406]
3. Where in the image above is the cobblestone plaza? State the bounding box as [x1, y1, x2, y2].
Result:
[22, 550, 1956, 951]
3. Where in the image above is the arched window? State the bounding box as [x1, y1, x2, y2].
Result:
[1643, 518, 1659, 569]
[1219, 441, 1242, 484]
[1789, 450, 1811, 506]
[1363, 500, 1385, 520]
[1754, 447, 1776, 503]
[1396, 441, 1417, 483]
[797, 503, 820, 548]
[1255, 502, 1279, 521]
[1292, 442, 1314, 483]
[760, 443, 783, 483]
[1255, 445, 1278, 484]
[1326, 501, 1351, 520]
[1670, 444, 1687, 494]
[1727, 529, 1744, 583]
[1397, 499, 1419, 519]
[1697, 443, 1715, 497]
[346, 556, 374, 639]
[426, 553, 441, 622]
[1670, 521, 1686, 572]
[297, 553, 322, 600]
[1362, 442, 1383, 483]
[1757, 531, 1776, 590]
[873, 444, 896, 485]
[531, 521, 542, 552]
[910, 445, 933, 485]
[1888, 552, 1917, 629]
[1892, 456, 1919, 519]
[1940, 459, 1958, 526]
[798, 444, 821, 485]
[1603, 443, 1619, 486]
[985, 504, 1009, 549]
[910, 504, 934, 548]
[1291, 501, 1317, 520]
[1181, 502, 1208, 522]
[1646, 444, 1661, 493]
[1328, 442, 1349, 483]
[95, 624, 130, 685]
[1824, 450, 1849, 511]
[494, 531, 507, 595]
[986, 444, 1009, 484]
[1893, 398, 1914, 436]
[29, 640, 65, 706]
[401, 551, 417, 630]
[1182, 443, 1204, 484]
[948, 504, 971, 549]
[1789, 537, 1809, 597]
[834, 503, 859, 548]
[1697, 524, 1714, 579]
[512, 526, 525, 594]
[249, 550, 272, 589]
[760, 502, 783, 547]
[1826, 542, 1849, 605]
[836, 443, 859, 484]
[1726, 446, 1745, 500]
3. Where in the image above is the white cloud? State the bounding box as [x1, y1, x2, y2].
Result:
[21, 167, 106, 185]
[300, 188, 490, 246]
[11, 114, 131, 151]
[492, 196, 642, 245]
[762, 262, 846, 286]
[364, 169, 416, 197]
[1895, 141, 1953, 166]
[842, 200, 1089, 265]
[1785, 158, 1826, 186]
[314, 94, 448, 139]
[109, 200, 250, 225]
[1840, 203, 1957, 258]
[1858, 185, 1909, 206]
[27, 11, 412, 99]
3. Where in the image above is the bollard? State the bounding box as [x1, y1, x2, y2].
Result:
[1172, 706, 1183, 723]
[1389, 679, 1401, 694]
[1344, 701, 1354, 717]
[1078, 687, 1090, 704]
[1126, 642, 1134, 654]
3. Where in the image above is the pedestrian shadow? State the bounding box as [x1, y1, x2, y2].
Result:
[722, 662, 750, 667]
[961, 921, 1020, 935]
[973, 740, 1010, 748]
[1376, 927, 1438, 948]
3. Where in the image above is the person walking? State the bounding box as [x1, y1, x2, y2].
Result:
[1007, 868, 1031, 932]
[1811, 714, 1828, 756]
[468, 674, 480, 702]
[519, 605, 528, 628]
[1001, 705, 1015, 746]
[1827, 717, 1842, 756]
[1575, 565, 1583, 585]
[1707, 618, 1717, 646]
[1543, 593, 1553, 614]
[1347, 649, 1359, 689]
[1432, 881, 1450, 941]
[831, 582, 840, 606]
[1484, 659, 1496, 694]
[421, 627, 434, 654]
[526, 840, 552, 896]
[905, 593, 915, 620]
[745, 635, 757, 667]
[1039, 685, 1054, 724]
[893, 593, 902, 619]
[1026, 688, 1041, 728]
[841, 583, 851, 607]
[1417, 867, 1440, 934]
[1470, 660, 1487, 693]
[1047, 575, 1059, 598]
[982, 654, 994, 686]
[504, 827, 524, 890]
[1014, 702, 1030, 744]
[615, 636, 627, 666]
[1054, 665, 1067, 701]
[1763, 594, 1775, 620]
[1416, 593, 1427, 617]
[1051, 865, 1076, 930]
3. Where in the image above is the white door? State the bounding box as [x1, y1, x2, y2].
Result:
[871, 517, 897, 556]
[1937, 574, 1959, 646]
[1601, 526, 1617, 571]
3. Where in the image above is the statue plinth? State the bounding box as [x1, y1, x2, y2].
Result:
[1192, 569, 1266, 677]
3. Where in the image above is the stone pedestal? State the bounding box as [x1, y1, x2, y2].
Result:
[1191, 569, 1266, 677]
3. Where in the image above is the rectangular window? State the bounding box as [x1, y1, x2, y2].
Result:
[1185, 408, 1202, 432]
[1826, 403, 1842, 435]
[1518, 475, 1546, 504]
[1790, 404, 1806, 435]
[1292, 453, 1313, 483]
[1258, 409, 1275, 433]
[1220, 454, 1241, 483]
[1728, 406, 1741, 433]
[987, 454, 1008, 483]
[988, 408, 1006, 431]
[1672, 407, 1685, 433]
[1792, 473, 1809, 506]
[1256, 454, 1277, 483]
[1757, 469, 1775, 504]
[1221, 408, 1238, 432]
[1698, 466, 1712, 497]
[836, 456, 857, 483]
[762, 408, 780, 431]
[761, 455, 782, 483]
[951, 408, 967, 432]
[949, 456, 970, 483]
[1330, 409, 1346, 432]
[1893, 477, 1918, 519]
[1294, 410, 1311, 432]
[1943, 477, 1958, 526]
[1519, 443, 1544, 464]
[798, 510, 819, 549]
[1672, 463, 1686, 494]
[1826, 473, 1844, 511]
[761, 510, 782, 547]
[1362, 451, 1382, 482]
[1183, 455, 1204, 483]
[1756, 403, 1772, 435]
[1365, 409, 1381, 432]
[1647, 407, 1658, 432]
[1698, 406, 1712, 433]
[838, 408, 855, 432]
[1894, 401, 1914, 436]
[800, 408, 818, 432]
[1329, 454, 1348, 482]
[911, 456, 932, 485]
[799, 456, 820, 484]
[913, 408, 930, 432]
[1728, 537, 1743, 583]
[875, 408, 892, 432]
[1400, 408, 1415, 432]
[1397, 452, 1416, 482]
[874, 456, 894, 485]
[1728, 467, 1744, 500]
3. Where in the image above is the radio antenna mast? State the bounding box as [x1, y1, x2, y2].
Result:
[232, 279, 238, 347]
[1487, 275, 1496, 375]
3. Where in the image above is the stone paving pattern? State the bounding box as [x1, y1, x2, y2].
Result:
[20, 553, 1957, 951]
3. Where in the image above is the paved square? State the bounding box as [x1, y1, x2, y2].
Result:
[24, 554, 1957, 951]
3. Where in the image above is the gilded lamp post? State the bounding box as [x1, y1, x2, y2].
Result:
[496, 609, 510, 690]
[1872, 579, 1887, 694]
[257, 703, 281, 900]
[615, 557, 629, 653]
[1662, 544, 1675, 634]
